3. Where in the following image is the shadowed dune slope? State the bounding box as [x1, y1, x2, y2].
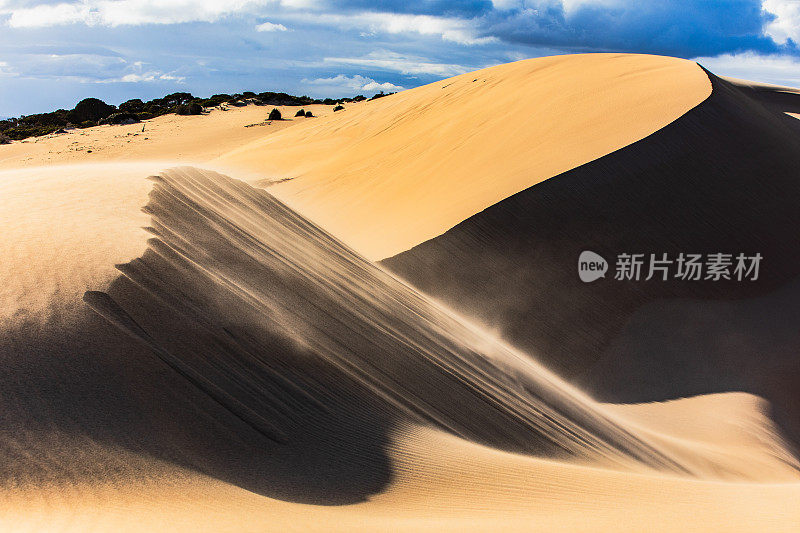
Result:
[217, 53, 711, 259]
[383, 70, 800, 446]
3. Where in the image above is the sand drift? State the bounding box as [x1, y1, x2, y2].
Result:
[82, 167, 690, 471]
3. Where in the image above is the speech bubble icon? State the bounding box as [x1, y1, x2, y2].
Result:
[578, 250, 608, 283]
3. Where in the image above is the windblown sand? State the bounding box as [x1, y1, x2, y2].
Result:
[1, 54, 799, 533]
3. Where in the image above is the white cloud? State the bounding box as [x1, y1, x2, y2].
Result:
[324, 50, 469, 77]
[284, 11, 496, 45]
[255, 20, 287, 31]
[101, 71, 185, 83]
[0, 60, 15, 77]
[559, 0, 623, 14]
[303, 74, 403, 95]
[762, 0, 800, 44]
[0, 52, 185, 83]
[2, 2, 492, 47]
[4, 0, 287, 28]
[694, 51, 800, 88]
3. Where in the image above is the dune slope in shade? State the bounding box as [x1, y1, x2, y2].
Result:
[383, 70, 800, 446]
[217, 53, 711, 259]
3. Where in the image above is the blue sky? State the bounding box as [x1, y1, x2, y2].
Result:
[1, 0, 800, 117]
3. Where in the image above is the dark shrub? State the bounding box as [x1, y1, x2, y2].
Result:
[295, 109, 306, 117]
[99, 112, 141, 125]
[70, 97, 115, 123]
[159, 92, 195, 107]
[369, 91, 395, 101]
[333, 105, 344, 112]
[143, 103, 167, 116]
[119, 99, 145, 114]
[268, 108, 282, 120]
[258, 92, 316, 106]
[304, 110, 314, 117]
[201, 94, 232, 107]
[176, 103, 203, 115]
[0, 133, 10, 145]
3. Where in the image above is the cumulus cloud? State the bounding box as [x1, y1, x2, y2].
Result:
[762, 0, 800, 45]
[694, 51, 800, 88]
[4, 0, 793, 59]
[0, 52, 185, 84]
[3, 0, 800, 116]
[99, 71, 185, 83]
[479, 0, 787, 58]
[3, 0, 278, 27]
[303, 74, 403, 96]
[0, 60, 16, 77]
[256, 20, 288, 31]
[2, 1, 495, 45]
[283, 10, 497, 45]
[324, 50, 470, 76]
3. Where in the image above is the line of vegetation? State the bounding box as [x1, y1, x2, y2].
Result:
[0, 89, 395, 142]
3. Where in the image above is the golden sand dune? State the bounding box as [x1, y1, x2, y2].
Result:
[2, 54, 800, 532]
[217, 53, 711, 259]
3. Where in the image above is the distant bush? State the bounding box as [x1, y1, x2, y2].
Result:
[0, 88, 349, 141]
[333, 105, 344, 112]
[268, 108, 282, 120]
[369, 91, 395, 101]
[0, 133, 10, 145]
[295, 109, 306, 117]
[119, 99, 145, 114]
[200, 94, 232, 108]
[259, 92, 317, 106]
[158, 92, 195, 107]
[70, 98, 115, 123]
[99, 112, 141, 125]
[176, 103, 203, 116]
